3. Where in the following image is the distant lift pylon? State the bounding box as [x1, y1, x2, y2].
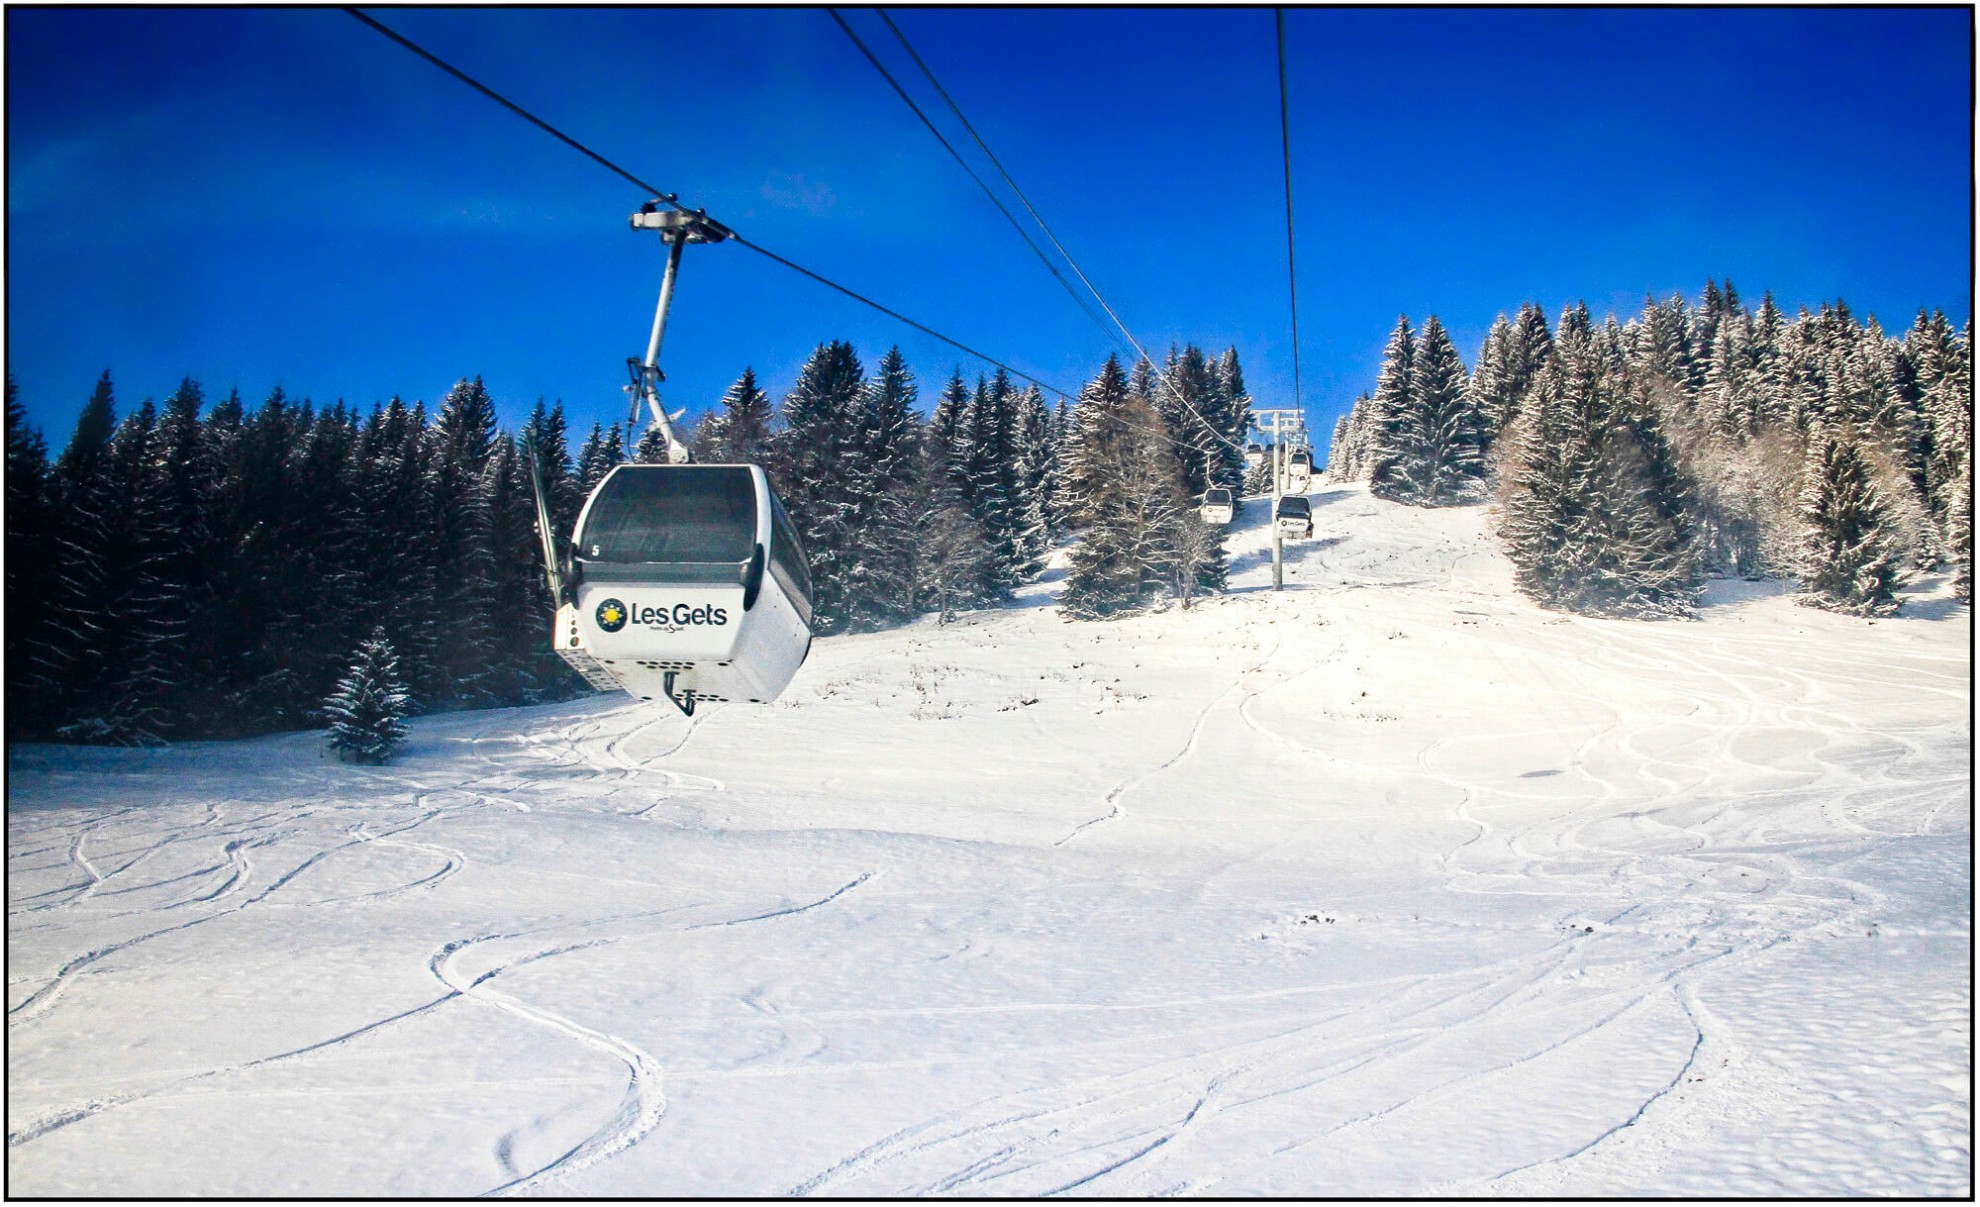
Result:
[526, 202, 815, 717]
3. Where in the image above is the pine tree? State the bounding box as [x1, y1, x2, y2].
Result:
[355, 397, 442, 717]
[424, 376, 501, 708]
[1218, 347, 1254, 484]
[841, 345, 922, 630]
[694, 367, 774, 465]
[37, 372, 123, 732]
[1496, 303, 1697, 618]
[1466, 315, 1514, 459]
[322, 627, 412, 764]
[901, 408, 999, 620]
[6, 376, 56, 736]
[954, 370, 1023, 593]
[1009, 383, 1057, 570]
[1370, 315, 1484, 505]
[1795, 431, 1905, 615]
[1057, 356, 1201, 618]
[1944, 467, 1972, 603]
[524, 399, 582, 547]
[1364, 316, 1414, 494]
[574, 421, 624, 498]
[1632, 294, 1702, 407]
[772, 340, 869, 633]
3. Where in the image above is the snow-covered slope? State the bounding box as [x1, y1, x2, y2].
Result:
[8, 484, 1970, 1196]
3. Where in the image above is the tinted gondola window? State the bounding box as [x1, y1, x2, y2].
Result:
[768, 491, 814, 622]
[580, 467, 756, 563]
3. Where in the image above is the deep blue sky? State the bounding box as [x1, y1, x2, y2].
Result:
[8, 6, 1972, 455]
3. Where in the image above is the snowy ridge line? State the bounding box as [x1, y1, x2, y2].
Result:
[6, 992, 458, 1150]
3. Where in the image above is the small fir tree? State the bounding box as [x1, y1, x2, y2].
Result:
[1795, 432, 1905, 616]
[323, 628, 412, 764]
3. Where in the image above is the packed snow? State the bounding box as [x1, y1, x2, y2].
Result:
[8, 484, 1970, 1197]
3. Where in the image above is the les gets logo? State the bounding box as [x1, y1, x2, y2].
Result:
[595, 598, 728, 633]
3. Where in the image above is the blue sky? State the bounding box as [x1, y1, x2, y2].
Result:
[7, 6, 1971, 455]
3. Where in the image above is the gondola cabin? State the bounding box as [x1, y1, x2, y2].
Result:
[1199, 486, 1235, 525]
[1283, 449, 1313, 494]
[1275, 494, 1313, 539]
[552, 464, 813, 714]
[1244, 442, 1265, 470]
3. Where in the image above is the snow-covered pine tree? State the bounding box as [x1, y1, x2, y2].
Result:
[1700, 306, 1761, 438]
[1496, 303, 1697, 618]
[1158, 345, 1241, 500]
[1010, 383, 1057, 570]
[955, 370, 1023, 593]
[1466, 315, 1513, 459]
[694, 367, 774, 465]
[6, 376, 56, 736]
[840, 345, 922, 630]
[897, 404, 999, 621]
[1369, 315, 1484, 505]
[772, 340, 869, 633]
[1057, 355, 1199, 619]
[1326, 409, 1354, 481]
[930, 369, 969, 461]
[1944, 466, 1972, 603]
[1795, 431, 1905, 616]
[633, 423, 673, 463]
[482, 433, 567, 702]
[354, 396, 442, 718]
[1218, 347, 1254, 489]
[322, 627, 411, 764]
[1344, 392, 1377, 479]
[424, 376, 501, 708]
[1632, 294, 1702, 408]
[1916, 315, 1971, 527]
[523, 399, 582, 548]
[33, 371, 121, 731]
[1498, 302, 1555, 437]
[1364, 316, 1415, 496]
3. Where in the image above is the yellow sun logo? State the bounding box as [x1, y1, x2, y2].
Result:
[595, 599, 629, 632]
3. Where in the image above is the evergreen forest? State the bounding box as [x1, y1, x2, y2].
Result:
[1328, 285, 1972, 619]
[5, 343, 1251, 743]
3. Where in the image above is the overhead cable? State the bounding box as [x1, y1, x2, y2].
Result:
[869, 7, 1244, 458]
[1276, 9, 1306, 416]
[826, 8, 1116, 344]
[343, 6, 1074, 402]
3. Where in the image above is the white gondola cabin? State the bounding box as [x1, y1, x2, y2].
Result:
[1244, 442, 1265, 470]
[1275, 494, 1313, 539]
[1199, 486, 1235, 525]
[551, 464, 813, 714]
[1282, 448, 1313, 494]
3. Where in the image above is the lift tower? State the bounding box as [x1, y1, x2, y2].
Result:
[1253, 408, 1305, 592]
